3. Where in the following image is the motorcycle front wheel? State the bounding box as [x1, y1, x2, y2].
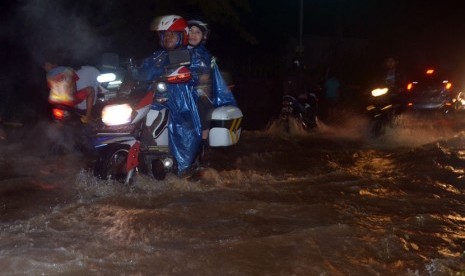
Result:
[151, 159, 166, 180]
[94, 145, 132, 183]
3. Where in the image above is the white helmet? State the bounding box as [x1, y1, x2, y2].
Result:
[150, 15, 189, 46]
[188, 19, 209, 41]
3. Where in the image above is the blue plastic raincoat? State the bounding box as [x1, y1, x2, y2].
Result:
[189, 44, 237, 107]
[137, 45, 238, 175]
[138, 50, 202, 175]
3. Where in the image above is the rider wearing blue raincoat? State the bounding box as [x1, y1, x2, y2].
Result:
[137, 15, 238, 175]
[137, 15, 202, 176]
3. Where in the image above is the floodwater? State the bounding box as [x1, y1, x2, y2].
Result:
[1, 112, 465, 275]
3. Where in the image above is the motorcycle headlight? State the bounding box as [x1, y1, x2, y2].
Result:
[97, 73, 117, 83]
[157, 82, 167, 93]
[371, 87, 389, 97]
[154, 82, 168, 103]
[101, 104, 133, 126]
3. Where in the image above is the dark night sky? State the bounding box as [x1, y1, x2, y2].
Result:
[253, 1, 465, 66]
[2, 0, 465, 117]
[2, 0, 465, 72]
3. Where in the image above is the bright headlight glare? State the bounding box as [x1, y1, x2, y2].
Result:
[101, 104, 133, 126]
[157, 82, 167, 92]
[109, 80, 122, 86]
[162, 158, 174, 168]
[97, 73, 117, 83]
[107, 80, 123, 89]
[371, 87, 389, 97]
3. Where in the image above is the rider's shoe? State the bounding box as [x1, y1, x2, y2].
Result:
[178, 164, 199, 179]
[186, 168, 205, 182]
[199, 139, 211, 167]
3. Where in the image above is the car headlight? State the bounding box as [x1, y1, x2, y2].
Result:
[101, 104, 133, 126]
[97, 73, 117, 83]
[371, 87, 389, 97]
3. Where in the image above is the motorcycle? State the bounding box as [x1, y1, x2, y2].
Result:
[455, 91, 465, 111]
[47, 102, 97, 155]
[45, 54, 129, 155]
[365, 85, 406, 136]
[278, 91, 319, 131]
[92, 49, 243, 184]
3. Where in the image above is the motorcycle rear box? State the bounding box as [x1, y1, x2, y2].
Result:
[209, 105, 243, 147]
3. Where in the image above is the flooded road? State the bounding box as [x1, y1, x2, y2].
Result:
[1, 114, 465, 275]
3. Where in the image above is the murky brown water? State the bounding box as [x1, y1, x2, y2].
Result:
[1, 113, 465, 275]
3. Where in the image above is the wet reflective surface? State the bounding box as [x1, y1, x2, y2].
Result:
[1, 114, 465, 275]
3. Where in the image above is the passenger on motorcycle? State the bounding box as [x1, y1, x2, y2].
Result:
[187, 17, 238, 165]
[188, 18, 213, 165]
[44, 60, 96, 124]
[137, 14, 202, 177]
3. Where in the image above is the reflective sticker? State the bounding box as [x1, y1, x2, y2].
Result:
[126, 141, 140, 172]
[228, 117, 243, 144]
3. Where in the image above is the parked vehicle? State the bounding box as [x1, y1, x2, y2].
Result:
[280, 94, 318, 130]
[48, 101, 97, 155]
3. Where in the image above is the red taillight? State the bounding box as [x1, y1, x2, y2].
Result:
[52, 108, 65, 120]
[407, 83, 413, 91]
[167, 73, 191, 83]
[167, 66, 192, 83]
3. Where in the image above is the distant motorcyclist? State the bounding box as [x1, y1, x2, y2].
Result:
[381, 56, 406, 91]
[378, 56, 407, 108]
[282, 57, 318, 127]
[284, 57, 310, 98]
[367, 56, 408, 136]
[44, 60, 96, 124]
[136, 14, 202, 177]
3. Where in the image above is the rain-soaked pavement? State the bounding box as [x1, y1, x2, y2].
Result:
[1, 111, 465, 275]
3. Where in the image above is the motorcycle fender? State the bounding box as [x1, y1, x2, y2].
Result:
[132, 105, 151, 123]
[126, 141, 140, 172]
[93, 136, 138, 148]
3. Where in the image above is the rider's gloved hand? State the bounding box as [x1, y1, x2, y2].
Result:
[80, 116, 90, 124]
